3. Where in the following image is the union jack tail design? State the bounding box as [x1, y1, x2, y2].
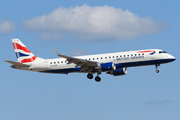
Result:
[12, 39, 37, 63]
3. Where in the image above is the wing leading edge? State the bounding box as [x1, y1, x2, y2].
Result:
[53, 48, 98, 68]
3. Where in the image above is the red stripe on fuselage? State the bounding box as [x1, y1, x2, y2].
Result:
[137, 50, 155, 53]
[19, 56, 37, 63]
[12, 43, 31, 53]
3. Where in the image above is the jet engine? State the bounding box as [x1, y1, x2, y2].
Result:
[107, 68, 127, 76]
[98, 62, 116, 71]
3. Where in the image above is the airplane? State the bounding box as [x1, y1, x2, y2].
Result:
[5, 39, 176, 82]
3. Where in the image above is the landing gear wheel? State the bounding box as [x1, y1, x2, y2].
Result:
[155, 64, 160, 73]
[87, 73, 93, 79]
[95, 76, 101, 82]
[156, 69, 159, 73]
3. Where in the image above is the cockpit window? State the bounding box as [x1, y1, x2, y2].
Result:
[159, 51, 168, 54]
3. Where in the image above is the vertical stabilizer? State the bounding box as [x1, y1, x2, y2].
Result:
[12, 39, 37, 63]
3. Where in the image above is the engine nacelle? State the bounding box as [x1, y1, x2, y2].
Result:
[107, 68, 127, 76]
[98, 62, 116, 71]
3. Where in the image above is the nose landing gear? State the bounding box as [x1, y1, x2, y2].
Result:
[155, 64, 160, 73]
[156, 69, 159, 73]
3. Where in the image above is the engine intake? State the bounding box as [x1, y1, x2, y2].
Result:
[107, 68, 127, 76]
[98, 62, 116, 71]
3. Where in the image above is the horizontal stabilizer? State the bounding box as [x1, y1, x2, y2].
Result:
[4, 60, 30, 67]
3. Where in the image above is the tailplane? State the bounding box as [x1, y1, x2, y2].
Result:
[12, 39, 37, 63]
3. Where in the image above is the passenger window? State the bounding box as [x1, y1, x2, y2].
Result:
[116, 56, 118, 58]
[127, 55, 129, 57]
[54, 62, 56, 64]
[109, 56, 111, 58]
[139, 54, 140, 56]
[120, 55, 122, 57]
[105, 57, 107, 59]
[101, 57, 103, 59]
[142, 53, 144, 55]
[93, 58, 94, 60]
[50, 62, 52, 64]
[58, 61, 59, 63]
[97, 58, 99, 60]
[113, 56, 114, 58]
[124, 55, 126, 57]
[61, 61, 63, 63]
[135, 54, 136, 56]
[89, 59, 91, 60]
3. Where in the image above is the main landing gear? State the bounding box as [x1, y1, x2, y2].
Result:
[87, 73, 101, 82]
[95, 75, 101, 82]
[87, 73, 93, 79]
[155, 64, 160, 73]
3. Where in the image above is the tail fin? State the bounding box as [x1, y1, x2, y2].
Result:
[12, 39, 37, 63]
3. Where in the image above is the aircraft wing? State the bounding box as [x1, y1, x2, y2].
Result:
[4, 60, 30, 67]
[53, 48, 98, 67]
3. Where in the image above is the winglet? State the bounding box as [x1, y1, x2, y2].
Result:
[53, 48, 68, 58]
[53, 48, 61, 56]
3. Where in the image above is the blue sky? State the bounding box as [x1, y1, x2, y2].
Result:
[1, 0, 180, 120]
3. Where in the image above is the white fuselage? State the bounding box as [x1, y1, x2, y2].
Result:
[18, 49, 175, 74]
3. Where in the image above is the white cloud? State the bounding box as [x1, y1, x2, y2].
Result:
[0, 19, 16, 33]
[22, 4, 168, 41]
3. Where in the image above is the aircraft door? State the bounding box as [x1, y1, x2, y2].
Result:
[150, 54, 154, 59]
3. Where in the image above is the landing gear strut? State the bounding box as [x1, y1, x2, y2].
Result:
[155, 64, 160, 73]
[87, 73, 93, 79]
[95, 72, 101, 82]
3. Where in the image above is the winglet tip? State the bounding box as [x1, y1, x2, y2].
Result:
[52, 47, 56, 52]
[53, 47, 61, 56]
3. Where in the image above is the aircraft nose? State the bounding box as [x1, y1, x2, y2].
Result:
[169, 55, 176, 61]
